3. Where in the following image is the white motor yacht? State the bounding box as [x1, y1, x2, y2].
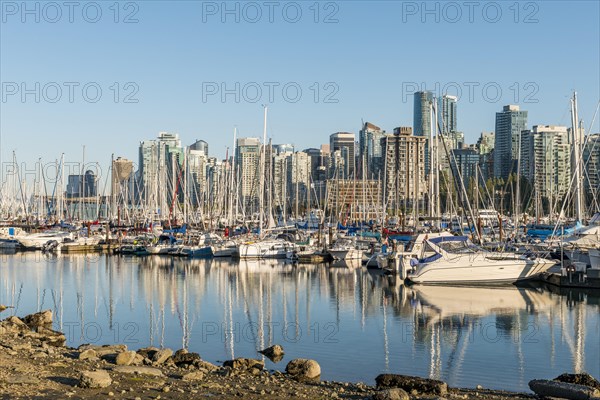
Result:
[237, 238, 296, 259]
[328, 238, 363, 261]
[407, 235, 555, 284]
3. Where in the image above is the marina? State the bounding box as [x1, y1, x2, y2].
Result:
[0, 252, 598, 392]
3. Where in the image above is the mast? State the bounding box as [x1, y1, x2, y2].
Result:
[429, 100, 435, 219]
[515, 129, 521, 235]
[80, 145, 85, 221]
[259, 106, 268, 235]
[229, 127, 237, 226]
[295, 153, 299, 220]
[434, 102, 440, 229]
[570, 92, 584, 222]
[183, 148, 188, 224]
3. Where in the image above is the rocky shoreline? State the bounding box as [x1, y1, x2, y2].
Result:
[1, 309, 599, 400]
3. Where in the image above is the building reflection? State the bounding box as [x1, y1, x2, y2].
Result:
[0, 253, 598, 388]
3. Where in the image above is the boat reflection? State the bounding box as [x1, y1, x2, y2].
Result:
[0, 253, 597, 391]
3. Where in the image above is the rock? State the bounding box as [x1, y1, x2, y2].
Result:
[133, 354, 145, 365]
[223, 358, 265, 373]
[259, 344, 285, 361]
[5, 316, 25, 326]
[375, 374, 447, 396]
[372, 388, 410, 400]
[171, 350, 202, 368]
[181, 371, 205, 382]
[196, 360, 218, 373]
[555, 373, 600, 390]
[0, 305, 14, 313]
[137, 346, 159, 359]
[152, 348, 173, 365]
[113, 365, 164, 377]
[22, 310, 53, 327]
[79, 349, 98, 361]
[79, 370, 112, 389]
[6, 374, 40, 385]
[79, 344, 127, 357]
[36, 326, 66, 347]
[115, 351, 137, 366]
[529, 379, 600, 400]
[0, 316, 28, 335]
[285, 359, 321, 382]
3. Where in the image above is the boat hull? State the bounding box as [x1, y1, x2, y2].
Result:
[408, 256, 555, 284]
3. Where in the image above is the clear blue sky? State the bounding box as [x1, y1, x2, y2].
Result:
[1, 0, 599, 173]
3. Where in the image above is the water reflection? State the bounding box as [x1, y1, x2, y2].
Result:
[0, 252, 598, 391]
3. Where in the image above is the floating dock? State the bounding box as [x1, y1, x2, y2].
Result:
[539, 269, 600, 289]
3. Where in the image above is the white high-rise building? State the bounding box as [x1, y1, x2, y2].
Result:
[287, 151, 311, 212]
[522, 125, 570, 200]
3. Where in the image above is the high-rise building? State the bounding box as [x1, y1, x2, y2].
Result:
[138, 132, 183, 210]
[438, 94, 457, 135]
[493, 105, 528, 180]
[272, 151, 292, 212]
[451, 146, 480, 188]
[111, 157, 134, 206]
[523, 125, 570, 200]
[328, 149, 346, 180]
[287, 151, 311, 211]
[413, 91, 434, 137]
[448, 131, 464, 149]
[330, 132, 356, 178]
[273, 144, 294, 155]
[584, 133, 600, 201]
[236, 137, 261, 206]
[188, 140, 209, 208]
[325, 179, 382, 222]
[477, 132, 495, 155]
[189, 139, 208, 157]
[358, 122, 385, 178]
[382, 127, 427, 213]
[66, 170, 97, 198]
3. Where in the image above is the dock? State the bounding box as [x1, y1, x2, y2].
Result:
[539, 268, 600, 289]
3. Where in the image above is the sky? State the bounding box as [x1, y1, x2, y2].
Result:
[1, 0, 599, 176]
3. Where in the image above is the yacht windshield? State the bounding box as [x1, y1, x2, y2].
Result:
[436, 240, 481, 254]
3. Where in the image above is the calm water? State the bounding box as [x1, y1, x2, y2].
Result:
[0, 252, 598, 392]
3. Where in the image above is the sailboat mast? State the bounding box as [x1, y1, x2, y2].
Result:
[259, 106, 268, 234]
[229, 128, 237, 226]
[570, 92, 584, 222]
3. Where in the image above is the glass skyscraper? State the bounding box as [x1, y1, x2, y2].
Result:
[493, 105, 528, 180]
[438, 94, 457, 135]
[413, 91, 434, 137]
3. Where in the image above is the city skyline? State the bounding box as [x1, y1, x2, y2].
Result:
[1, 1, 599, 168]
